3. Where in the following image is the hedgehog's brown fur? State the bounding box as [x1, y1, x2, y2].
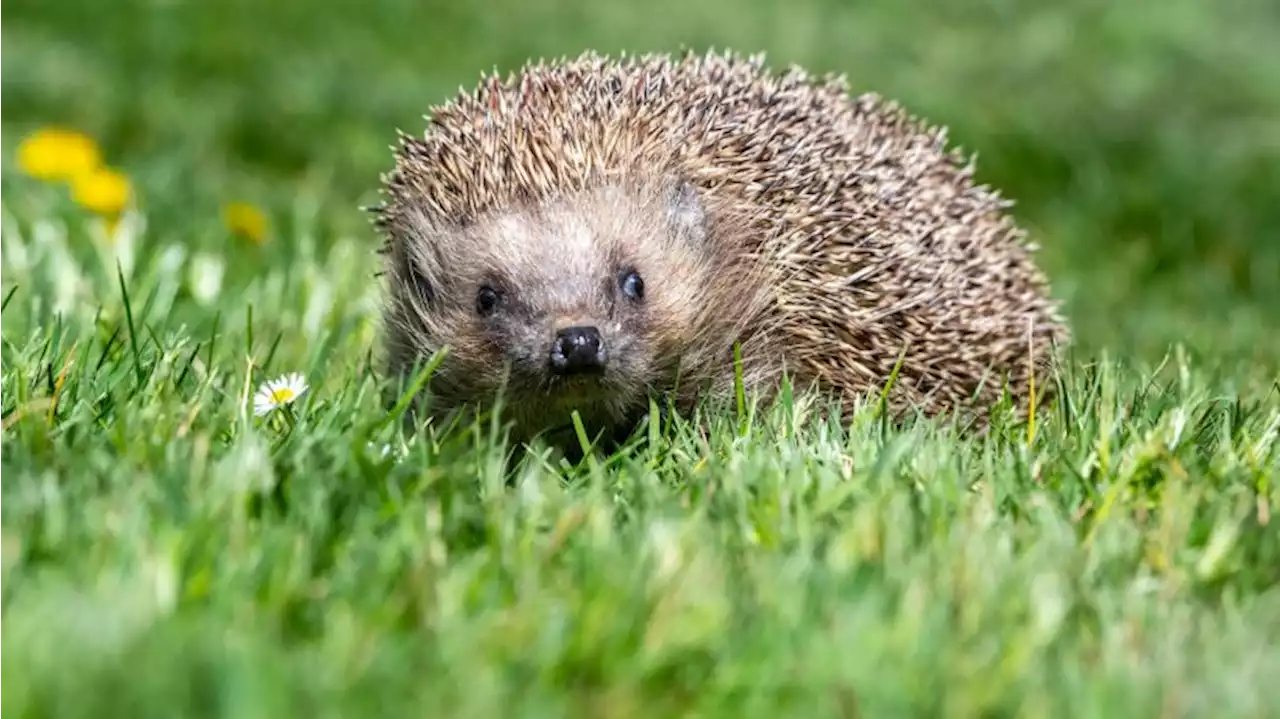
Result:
[372, 49, 1071, 449]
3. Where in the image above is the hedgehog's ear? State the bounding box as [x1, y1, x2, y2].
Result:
[397, 226, 446, 309]
[408, 262, 437, 307]
[665, 178, 709, 246]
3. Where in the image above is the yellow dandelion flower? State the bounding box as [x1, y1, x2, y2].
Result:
[223, 202, 268, 243]
[71, 166, 132, 216]
[16, 127, 102, 182]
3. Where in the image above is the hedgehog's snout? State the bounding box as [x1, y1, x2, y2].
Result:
[548, 325, 607, 376]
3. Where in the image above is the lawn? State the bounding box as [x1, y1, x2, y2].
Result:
[3, 0, 1279, 716]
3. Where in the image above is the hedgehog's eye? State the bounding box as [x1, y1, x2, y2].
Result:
[619, 269, 644, 301]
[476, 285, 501, 316]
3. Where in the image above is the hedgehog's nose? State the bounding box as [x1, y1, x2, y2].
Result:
[549, 325, 606, 376]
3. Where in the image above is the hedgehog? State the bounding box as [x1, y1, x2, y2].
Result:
[371, 49, 1071, 452]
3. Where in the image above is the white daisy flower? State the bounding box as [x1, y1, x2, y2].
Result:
[253, 372, 309, 417]
[189, 252, 225, 306]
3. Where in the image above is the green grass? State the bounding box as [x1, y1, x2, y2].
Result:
[3, 0, 1280, 716]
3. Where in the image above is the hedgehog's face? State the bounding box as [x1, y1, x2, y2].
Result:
[392, 176, 729, 441]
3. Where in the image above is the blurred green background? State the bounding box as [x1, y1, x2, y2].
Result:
[4, 0, 1279, 377]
